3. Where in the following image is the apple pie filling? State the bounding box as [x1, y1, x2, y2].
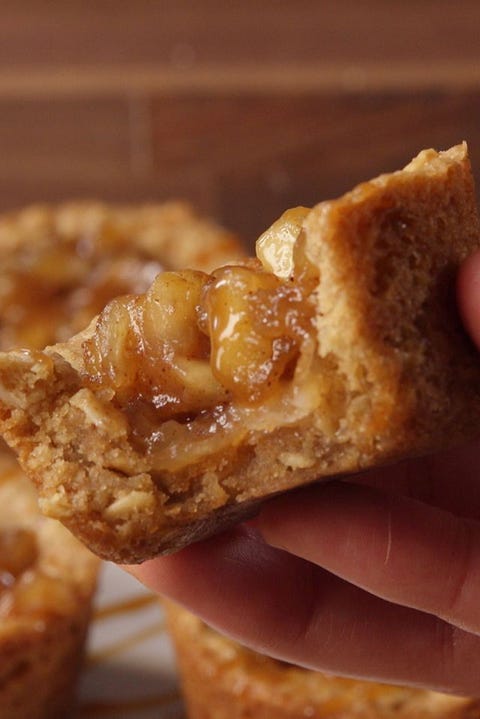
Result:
[81, 209, 331, 472]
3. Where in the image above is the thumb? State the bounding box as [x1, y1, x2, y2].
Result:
[457, 249, 480, 351]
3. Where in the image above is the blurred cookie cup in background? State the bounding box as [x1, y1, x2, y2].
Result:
[166, 602, 480, 719]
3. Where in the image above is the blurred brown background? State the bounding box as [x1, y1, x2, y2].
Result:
[1, 0, 480, 246]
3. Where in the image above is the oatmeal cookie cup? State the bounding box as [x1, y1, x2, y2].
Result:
[166, 602, 480, 719]
[0, 454, 98, 719]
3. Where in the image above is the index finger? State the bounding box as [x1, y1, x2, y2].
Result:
[127, 527, 480, 696]
[350, 441, 480, 521]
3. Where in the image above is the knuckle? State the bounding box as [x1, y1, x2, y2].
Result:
[443, 520, 475, 625]
[435, 619, 480, 695]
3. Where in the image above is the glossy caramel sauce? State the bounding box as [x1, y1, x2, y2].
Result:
[0, 222, 163, 351]
[0, 527, 37, 585]
[94, 593, 158, 620]
[81, 208, 319, 472]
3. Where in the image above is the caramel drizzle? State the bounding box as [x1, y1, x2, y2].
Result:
[86, 618, 166, 666]
[93, 592, 157, 620]
[80, 593, 181, 716]
[79, 690, 182, 717]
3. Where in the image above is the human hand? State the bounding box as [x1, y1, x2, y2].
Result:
[127, 249, 480, 696]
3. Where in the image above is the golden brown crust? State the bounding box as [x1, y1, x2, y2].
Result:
[0, 146, 480, 563]
[166, 602, 480, 719]
[0, 454, 99, 719]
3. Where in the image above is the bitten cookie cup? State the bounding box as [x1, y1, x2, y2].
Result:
[1, 145, 480, 563]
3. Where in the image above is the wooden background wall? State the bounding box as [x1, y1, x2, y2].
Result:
[1, 1, 480, 247]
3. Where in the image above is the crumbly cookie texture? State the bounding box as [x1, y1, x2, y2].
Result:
[0, 454, 99, 719]
[1, 145, 480, 563]
[0, 200, 241, 350]
[166, 602, 480, 719]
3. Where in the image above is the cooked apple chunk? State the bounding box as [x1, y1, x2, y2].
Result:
[1, 145, 480, 563]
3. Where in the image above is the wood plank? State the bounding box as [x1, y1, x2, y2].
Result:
[1, 91, 476, 243]
[159, 92, 480, 242]
[0, 172, 218, 226]
[1, 62, 480, 99]
[1, 1, 480, 68]
[0, 2, 479, 99]
[0, 98, 131, 181]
